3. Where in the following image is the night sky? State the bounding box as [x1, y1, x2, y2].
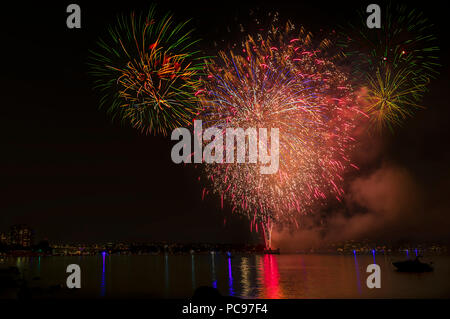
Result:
[1, 1, 449, 246]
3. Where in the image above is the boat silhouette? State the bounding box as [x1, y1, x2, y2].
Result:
[392, 256, 433, 272]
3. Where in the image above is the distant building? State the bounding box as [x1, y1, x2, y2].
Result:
[0, 232, 8, 245]
[9, 224, 33, 247]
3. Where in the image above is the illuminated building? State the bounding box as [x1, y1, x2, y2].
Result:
[9, 224, 33, 247]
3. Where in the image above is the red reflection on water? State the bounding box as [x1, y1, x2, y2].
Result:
[261, 254, 281, 298]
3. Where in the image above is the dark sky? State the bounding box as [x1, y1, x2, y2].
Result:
[1, 1, 449, 245]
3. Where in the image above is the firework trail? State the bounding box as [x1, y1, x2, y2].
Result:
[338, 2, 440, 131]
[198, 23, 362, 248]
[88, 6, 206, 136]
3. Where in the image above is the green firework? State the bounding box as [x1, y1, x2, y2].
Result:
[88, 6, 206, 136]
[338, 2, 440, 130]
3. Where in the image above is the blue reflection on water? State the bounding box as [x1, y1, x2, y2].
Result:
[228, 257, 234, 296]
[100, 252, 106, 297]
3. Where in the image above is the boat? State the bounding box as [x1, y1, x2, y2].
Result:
[392, 256, 433, 272]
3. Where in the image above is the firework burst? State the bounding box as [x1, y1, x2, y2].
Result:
[364, 66, 426, 129]
[198, 23, 361, 247]
[88, 6, 205, 136]
[338, 2, 440, 130]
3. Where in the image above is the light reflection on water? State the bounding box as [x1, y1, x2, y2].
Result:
[164, 253, 169, 297]
[2, 254, 450, 298]
[100, 252, 106, 297]
[210, 253, 217, 289]
[259, 255, 281, 298]
[228, 257, 234, 296]
[240, 257, 250, 297]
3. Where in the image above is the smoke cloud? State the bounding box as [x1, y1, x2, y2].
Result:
[272, 160, 450, 251]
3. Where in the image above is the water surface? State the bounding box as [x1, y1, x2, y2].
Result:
[3, 254, 450, 298]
